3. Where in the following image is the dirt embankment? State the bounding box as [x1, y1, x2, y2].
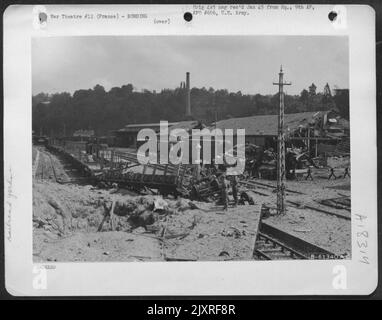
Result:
[33, 180, 261, 262]
[33, 181, 108, 235]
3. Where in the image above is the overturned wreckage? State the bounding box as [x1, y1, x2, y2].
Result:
[47, 139, 247, 201]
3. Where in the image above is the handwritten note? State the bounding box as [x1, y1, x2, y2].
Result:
[6, 166, 17, 242]
[355, 213, 370, 265]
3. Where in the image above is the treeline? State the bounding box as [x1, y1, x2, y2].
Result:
[32, 83, 349, 137]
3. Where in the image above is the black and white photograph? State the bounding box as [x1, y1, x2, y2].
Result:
[3, 4, 378, 296]
[31, 35, 351, 262]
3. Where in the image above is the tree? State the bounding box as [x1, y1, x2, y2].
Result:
[121, 84, 134, 95]
[32, 81, 349, 137]
[323, 83, 332, 97]
[333, 89, 349, 119]
[300, 89, 309, 103]
[308, 83, 317, 96]
[93, 84, 106, 95]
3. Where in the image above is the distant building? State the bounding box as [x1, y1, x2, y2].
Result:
[114, 111, 349, 157]
[168, 120, 204, 134]
[114, 123, 165, 148]
[214, 110, 349, 156]
[114, 120, 205, 149]
[73, 129, 95, 138]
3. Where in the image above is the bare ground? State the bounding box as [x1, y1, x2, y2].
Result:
[240, 162, 351, 256]
[33, 146, 351, 261]
[33, 179, 262, 262]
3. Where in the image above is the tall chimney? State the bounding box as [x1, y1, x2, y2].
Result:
[186, 72, 191, 117]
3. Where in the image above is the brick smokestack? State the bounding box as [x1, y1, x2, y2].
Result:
[186, 72, 191, 117]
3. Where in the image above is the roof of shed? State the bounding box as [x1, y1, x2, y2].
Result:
[214, 111, 325, 136]
[169, 120, 205, 131]
[117, 122, 179, 133]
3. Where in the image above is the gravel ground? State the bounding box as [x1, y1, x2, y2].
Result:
[33, 230, 162, 262]
[241, 170, 351, 256]
[33, 178, 261, 262]
[33, 146, 351, 261]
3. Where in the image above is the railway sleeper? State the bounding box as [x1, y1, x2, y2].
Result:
[260, 250, 295, 260]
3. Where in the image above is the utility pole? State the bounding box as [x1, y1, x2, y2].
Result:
[273, 66, 291, 215]
[213, 94, 217, 128]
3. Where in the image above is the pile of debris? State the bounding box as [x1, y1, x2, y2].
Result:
[97, 196, 199, 233]
[33, 180, 200, 235]
[33, 180, 262, 261]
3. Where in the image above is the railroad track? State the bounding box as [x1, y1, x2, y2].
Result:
[318, 196, 351, 212]
[254, 232, 308, 260]
[34, 147, 63, 183]
[253, 222, 339, 260]
[239, 179, 305, 196]
[34, 148, 47, 180]
[239, 181, 271, 196]
[287, 200, 350, 220]
[33, 149, 40, 179]
[240, 180, 350, 220]
[44, 150, 62, 183]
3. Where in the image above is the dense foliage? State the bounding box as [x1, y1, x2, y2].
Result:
[32, 83, 349, 136]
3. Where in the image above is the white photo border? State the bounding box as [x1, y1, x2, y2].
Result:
[3, 4, 377, 295]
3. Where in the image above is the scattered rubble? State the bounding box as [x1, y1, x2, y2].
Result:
[33, 146, 351, 261]
[33, 179, 262, 262]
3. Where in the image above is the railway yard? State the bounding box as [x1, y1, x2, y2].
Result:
[32, 142, 351, 262]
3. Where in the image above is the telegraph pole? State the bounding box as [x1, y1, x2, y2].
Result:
[273, 66, 291, 215]
[213, 94, 217, 128]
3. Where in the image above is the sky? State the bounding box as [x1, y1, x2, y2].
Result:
[32, 36, 348, 96]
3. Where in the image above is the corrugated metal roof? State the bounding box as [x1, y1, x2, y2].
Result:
[214, 111, 325, 136]
[169, 120, 205, 131]
[117, 122, 179, 133]
[117, 120, 205, 133]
